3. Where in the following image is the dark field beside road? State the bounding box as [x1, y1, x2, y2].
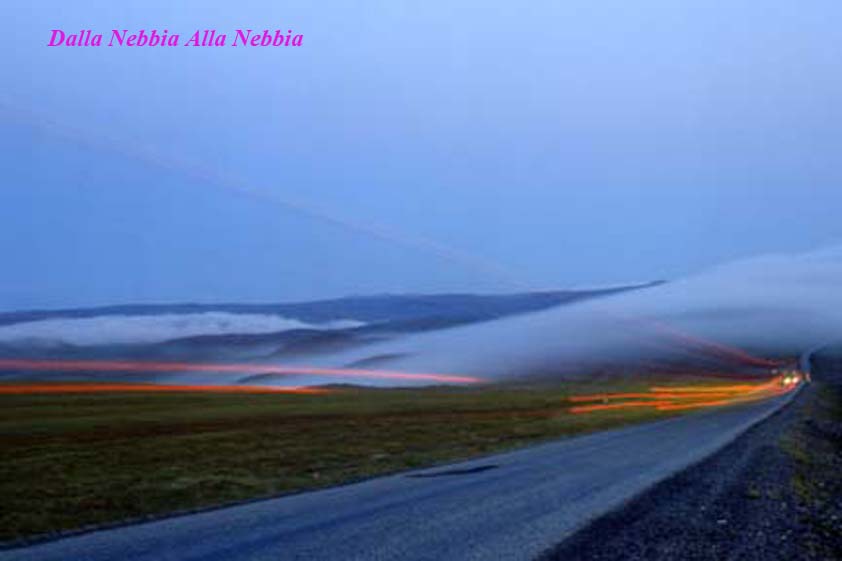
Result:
[1, 377, 690, 542]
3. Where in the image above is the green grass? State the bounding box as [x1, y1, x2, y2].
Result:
[0, 378, 704, 542]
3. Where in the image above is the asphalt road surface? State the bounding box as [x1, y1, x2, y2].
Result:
[2, 393, 797, 561]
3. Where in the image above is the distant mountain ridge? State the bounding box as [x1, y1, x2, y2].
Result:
[0, 283, 666, 385]
[0, 283, 663, 328]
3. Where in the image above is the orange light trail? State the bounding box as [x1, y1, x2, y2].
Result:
[569, 372, 801, 415]
[655, 397, 753, 411]
[0, 383, 327, 395]
[567, 391, 745, 403]
[0, 358, 483, 385]
[568, 393, 657, 402]
[648, 384, 761, 393]
[569, 401, 675, 414]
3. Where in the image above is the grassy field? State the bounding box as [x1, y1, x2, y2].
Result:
[0, 377, 745, 542]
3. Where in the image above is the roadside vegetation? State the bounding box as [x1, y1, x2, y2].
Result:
[780, 372, 842, 559]
[0, 375, 763, 542]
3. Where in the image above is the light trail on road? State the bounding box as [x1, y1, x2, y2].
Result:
[0, 358, 484, 385]
[569, 372, 801, 414]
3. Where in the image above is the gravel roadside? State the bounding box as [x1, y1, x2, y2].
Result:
[539, 360, 842, 561]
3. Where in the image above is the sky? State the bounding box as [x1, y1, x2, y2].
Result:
[1, 1, 840, 311]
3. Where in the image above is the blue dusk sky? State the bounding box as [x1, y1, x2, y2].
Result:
[0, 1, 840, 310]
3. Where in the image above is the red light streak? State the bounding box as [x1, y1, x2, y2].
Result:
[0, 383, 327, 395]
[569, 401, 674, 414]
[641, 319, 780, 368]
[648, 384, 760, 393]
[0, 358, 483, 385]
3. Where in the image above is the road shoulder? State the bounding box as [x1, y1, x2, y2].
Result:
[539, 380, 842, 561]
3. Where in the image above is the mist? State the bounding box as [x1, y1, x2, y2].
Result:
[2, 246, 840, 388]
[0, 313, 362, 347]
[296, 246, 842, 382]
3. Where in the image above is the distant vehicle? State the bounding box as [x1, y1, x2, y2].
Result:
[779, 370, 804, 387]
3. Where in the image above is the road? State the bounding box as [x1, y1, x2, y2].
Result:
[2, 392, 796, 561]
